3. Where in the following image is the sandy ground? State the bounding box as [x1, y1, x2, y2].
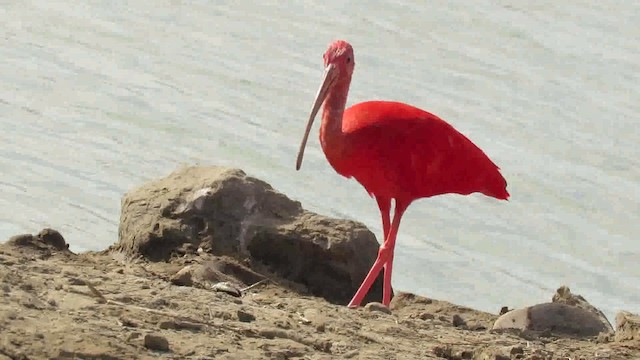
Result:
[1, 232, 639, 360]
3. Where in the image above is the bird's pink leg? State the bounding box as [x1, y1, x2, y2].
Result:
[376, 197, 391, 241]
[347, 197, 390, 308]
[348, 198, 408, 308]
[347, 245, 387, 308]
[381, 200, 408, 306]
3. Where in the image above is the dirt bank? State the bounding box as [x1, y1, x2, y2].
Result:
[0, 231, 638, 360]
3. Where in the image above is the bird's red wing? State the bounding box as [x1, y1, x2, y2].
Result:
[340, 101, 509, 202]
[342, 100, 447, 134]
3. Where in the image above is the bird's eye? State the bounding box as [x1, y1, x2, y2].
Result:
[346, 57, 351, 63]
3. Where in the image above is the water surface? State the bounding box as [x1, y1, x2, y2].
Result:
[1, 1, 638, 321]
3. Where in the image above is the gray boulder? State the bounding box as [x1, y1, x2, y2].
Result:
[552, 285, 614, 333]
[112, 166, 384, 305]
[492, 286, 613, 338]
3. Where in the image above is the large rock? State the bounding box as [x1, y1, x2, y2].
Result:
[552, 285, 614, 333]
[492, 302, 610, 337]
[113, 166, 384, 305]
[492, 286, 613, 338]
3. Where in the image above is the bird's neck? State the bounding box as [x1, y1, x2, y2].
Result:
[319, 77, 351, 172]
[320, 78, 351, 143]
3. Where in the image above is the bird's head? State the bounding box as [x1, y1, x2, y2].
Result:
[296, 40, 355, 170]
[323, 40, 355, 78]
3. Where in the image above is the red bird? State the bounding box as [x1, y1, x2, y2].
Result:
[296, 40, 509, 308]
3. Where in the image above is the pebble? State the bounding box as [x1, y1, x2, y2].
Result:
[237, 310, 256, 323]
[212, 282, 241, 297]
[432, 345, 452, 358]
[143, 334, 169, 351]
[302, 308, 327, 332]
[510, 346, 524, 356]
[364, 302, 391, 315]
[37, 228, 68, 250]
[159, 320, 204, 331]
[452, 314, 466, 327]
[170, 266, 193, 286]
[67, 278, 85, 286]
[419, 312, 435, 320]
[119, 317, 139, 328]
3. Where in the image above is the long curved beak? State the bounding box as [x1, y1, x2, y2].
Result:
[295, 63, 337, 170]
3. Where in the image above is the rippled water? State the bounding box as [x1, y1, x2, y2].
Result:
[1, 1, 638, 321]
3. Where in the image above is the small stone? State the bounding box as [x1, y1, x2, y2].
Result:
[120, 317, 140, 328]
[237, 310, 256, 323]
[127, 332, 141, 341]
[452, 314, 466, 327]
[510, 346, 524, 356]
[67, 278, 85, 286]
[364, 302, 391, 315]
[36, 228, 68, 250]
[273, 302, 285, 309]
[170, 266, 193, 286]
[47, 298, 57, 307]
[467, 323, 486, 331]
[432, 345, 452, 358]
[419, 312, 434, 320]
[302, 308, 327, 331]
[474, 347, 513, 360]
[499, 306, 510, 315]
[159, 320, 204, 331]
[212, 282, 241, 297]
[143, 334, 169, 351]
[597, 331, 613, 343]
[148, 298, 170, 309]
[343, 349, 359, 358]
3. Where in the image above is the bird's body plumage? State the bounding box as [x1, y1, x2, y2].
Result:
[320, 100, 509, 204]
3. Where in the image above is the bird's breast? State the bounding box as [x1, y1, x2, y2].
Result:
[319, 130, 350, 176]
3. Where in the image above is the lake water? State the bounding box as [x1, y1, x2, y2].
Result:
[1, 1, 638, 322]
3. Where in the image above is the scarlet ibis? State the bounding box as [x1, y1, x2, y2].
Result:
[295, 40, 509, 308]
